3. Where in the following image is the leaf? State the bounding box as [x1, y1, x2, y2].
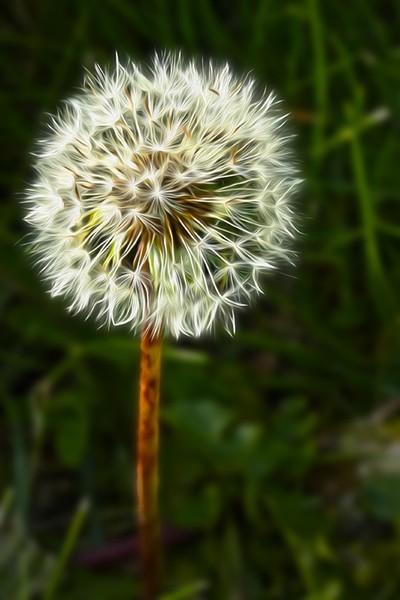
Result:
[162, 399, 232, 444]
[160, 580, 209, 600]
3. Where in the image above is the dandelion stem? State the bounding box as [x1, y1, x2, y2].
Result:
[137, 325, 163, 599]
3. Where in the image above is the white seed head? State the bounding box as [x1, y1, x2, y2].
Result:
[24, 53, 300, 337]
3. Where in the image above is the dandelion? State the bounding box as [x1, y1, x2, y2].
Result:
[24, 53, 299, 599]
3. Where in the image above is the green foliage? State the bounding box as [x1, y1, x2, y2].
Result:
[46, 391, 90, 468]
[0, 490, 88, 600]
[1, 0, 400, 598]
[363, 476, 400, 521]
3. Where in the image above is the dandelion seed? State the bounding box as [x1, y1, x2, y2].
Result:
[24, 53, 299, 339]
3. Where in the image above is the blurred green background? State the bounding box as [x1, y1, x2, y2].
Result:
[1, 0, 400, 598]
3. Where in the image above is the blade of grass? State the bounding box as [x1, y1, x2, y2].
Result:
[41, 498, 90, 600]
[160, 580, 209, 600]
[347, 103, 394, 312]
[177, 0, 197, 52]
[195, 0, 230, 52]
[307, 0, 328, 155]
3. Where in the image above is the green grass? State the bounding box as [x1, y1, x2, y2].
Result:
[1, 0, 400, 598]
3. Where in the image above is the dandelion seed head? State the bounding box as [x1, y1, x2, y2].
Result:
[25, 53, 300, 337]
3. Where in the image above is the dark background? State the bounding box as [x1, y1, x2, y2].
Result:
[1, 1, 400, 598]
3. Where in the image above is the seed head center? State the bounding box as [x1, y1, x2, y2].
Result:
[110, 150, 213, 244]
[76, 146, 215, 270]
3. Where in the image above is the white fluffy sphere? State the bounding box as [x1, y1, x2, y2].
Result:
[25, 53, 300, 337]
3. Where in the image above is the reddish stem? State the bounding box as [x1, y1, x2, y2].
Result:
[137, 326, 163, 599]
